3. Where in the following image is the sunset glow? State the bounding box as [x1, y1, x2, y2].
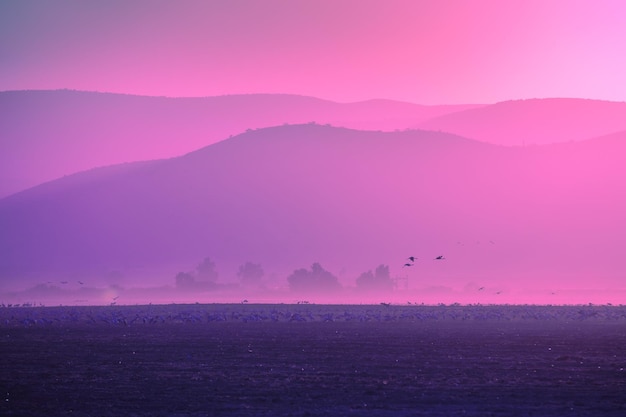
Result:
[2, 1, 626, 104]
[1, 1, 626, 306]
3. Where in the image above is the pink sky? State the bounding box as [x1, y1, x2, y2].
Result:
[2, 0, 626, 104]
[2, 1, 626, 306]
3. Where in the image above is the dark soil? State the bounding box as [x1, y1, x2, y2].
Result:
[1, 304, 625, 416]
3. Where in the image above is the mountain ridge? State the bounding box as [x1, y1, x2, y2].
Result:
[416, 97, 626, 145]
[0, 89, 484, 198]
[1, 124, 624, 296]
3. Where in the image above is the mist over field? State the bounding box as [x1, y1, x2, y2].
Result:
[2, 101, 626, 307]
[4, 3, 626, 417]
[2, 1, 626, 308]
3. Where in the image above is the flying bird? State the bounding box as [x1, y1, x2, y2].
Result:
[434, 255, 446, 260]
[407, 256, 417, 262]
[403, 263, 413, 268]
[478, 287, 485, 291]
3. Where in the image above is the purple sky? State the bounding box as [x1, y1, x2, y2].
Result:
[2, 0, 626, 104]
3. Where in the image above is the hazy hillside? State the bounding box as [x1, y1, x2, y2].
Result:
[416, 98, 626, 146]
[0, 90, 482, 198]
[1, 124, 624, 295]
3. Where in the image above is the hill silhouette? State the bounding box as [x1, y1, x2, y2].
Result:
[1, 124, 624, 296]
[417, 98, 626, 146]
[0, 90, 482, 197]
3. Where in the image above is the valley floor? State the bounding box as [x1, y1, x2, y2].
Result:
[1, 304, 625, 416]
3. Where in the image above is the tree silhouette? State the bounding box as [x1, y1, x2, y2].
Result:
[287, 262, 341, 293]
[175, 256, 220, 291]
[237, 261, 264, 287]
[196, 257, 218, 282]
[356, 264, 393, 292]
[175, 271, 196, 290]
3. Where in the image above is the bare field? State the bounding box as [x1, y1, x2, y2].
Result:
[1, 304, 625, 416]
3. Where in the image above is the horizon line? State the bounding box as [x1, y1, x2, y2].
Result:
[4, 87, 626, 106]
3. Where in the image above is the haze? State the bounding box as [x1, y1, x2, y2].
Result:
[1, 1, 625, 306]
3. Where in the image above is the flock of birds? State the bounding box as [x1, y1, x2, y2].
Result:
[2, 304, 624, 327]
[48, 280, 84, 285]
[399, 251, 508, 296]
[10, 239, 562, 304]
[402, 255, 445, 268]
[401, 239, 496, 268]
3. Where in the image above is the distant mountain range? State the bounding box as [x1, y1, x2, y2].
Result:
[0, 90, 482, 198]
[2, 124, 624, 294]
[416, 98, 626, 146]
[4, 91, 626, 201]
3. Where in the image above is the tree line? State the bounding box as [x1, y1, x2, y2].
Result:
[175, 258, 395, 293]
